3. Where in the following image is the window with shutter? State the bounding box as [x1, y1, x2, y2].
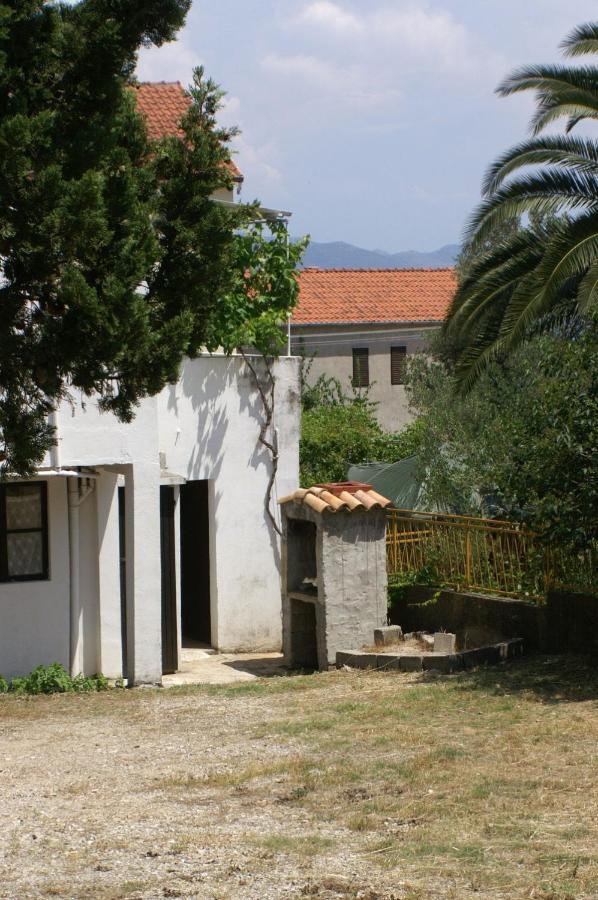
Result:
[352, 348, 369, 387]
[390, 346, 407, 385]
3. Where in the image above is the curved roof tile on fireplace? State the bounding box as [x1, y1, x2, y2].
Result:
[278, 485, 391, 514]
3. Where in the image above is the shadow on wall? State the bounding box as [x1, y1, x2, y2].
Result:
[164, 356, 283, 563]
[237, 355, 282, 567]
[165, 361, 229, 519]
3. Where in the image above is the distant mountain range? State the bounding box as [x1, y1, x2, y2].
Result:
[299, 240, 459, 269]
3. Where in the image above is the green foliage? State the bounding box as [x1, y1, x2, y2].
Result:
[406, 324, 598, 552]
[206, 220, 308, 356]
[446, 22, 598, 388]
[1, 663, 109, 695]
[0, 2, 255, 475]
[299, 367, 422, 486]
[388, 572, 439, 610]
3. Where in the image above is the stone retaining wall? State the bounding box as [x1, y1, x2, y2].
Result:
[389, 587, 598, 655]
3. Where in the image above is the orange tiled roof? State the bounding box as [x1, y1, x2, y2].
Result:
[293, 268, 456, 325]
[133, 82, 243, 180]
[279, 485, 391, 515]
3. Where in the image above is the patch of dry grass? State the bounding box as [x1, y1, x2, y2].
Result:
[0, 656, 596, 899]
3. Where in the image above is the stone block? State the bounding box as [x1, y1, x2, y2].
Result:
[374, 625, 403, 647]
[434, 632, 456, 653]
[461, 645, 500, 668]
[336, 651, 377, 669]
[399, 654, 423, 672]
[376, 653, 402, 671]
[422, 653, 462, 673]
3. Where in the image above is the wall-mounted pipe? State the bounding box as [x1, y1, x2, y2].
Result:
[48, 409, 61, 470]
[68, 475, 96, 676]
[68, 478, 81, 676]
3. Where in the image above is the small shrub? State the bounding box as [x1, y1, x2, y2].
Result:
[0, 663, 110, 695]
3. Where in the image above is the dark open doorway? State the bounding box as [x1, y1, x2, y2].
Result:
[160, 486, 178, 674]
[117, 486, 127, 677]
[180, 480, 211, 646]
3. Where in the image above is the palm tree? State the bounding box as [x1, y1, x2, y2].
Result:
[446, 21, 598, 389]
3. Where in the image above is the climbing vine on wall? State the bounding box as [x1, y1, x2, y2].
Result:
[205, 220, 308, 534]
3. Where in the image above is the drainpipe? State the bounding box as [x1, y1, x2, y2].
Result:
[48, 408, 61, 470]
[68, 477, 82, 676]
[68, 475, 95, 677]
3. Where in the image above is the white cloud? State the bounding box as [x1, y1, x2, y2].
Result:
[264, 1, 510, 130]
[296, 1, 362, 34]
[219, 96, 285, 194]
[369, 7, 471, 68]
[136, 40, 202, 86]
[290, 2, 507, 75]
[262, 52, 401, 107]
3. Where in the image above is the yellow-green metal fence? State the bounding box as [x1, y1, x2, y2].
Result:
[386, 509, 596, 601]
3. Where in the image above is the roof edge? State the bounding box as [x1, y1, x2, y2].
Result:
[291, 318, 445, 327]
[299, 266, 456, 274]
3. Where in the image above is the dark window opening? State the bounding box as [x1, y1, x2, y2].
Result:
[352, 347, 369, 387]
[390, 345, 407, 385]
[0, 482, 48, 582]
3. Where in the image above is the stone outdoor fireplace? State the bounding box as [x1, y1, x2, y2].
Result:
[279, 483, 391, 671]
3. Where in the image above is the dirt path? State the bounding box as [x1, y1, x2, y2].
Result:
[1, 659, 597, 899]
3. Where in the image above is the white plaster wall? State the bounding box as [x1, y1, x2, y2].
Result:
[0, 478, 70, 678]
[96, 473, 123, 679]
[0, 352, 300, 677]
[76, 484, 106, 677]
[158, 354, 300, 651]
[55, 392, 160, 469]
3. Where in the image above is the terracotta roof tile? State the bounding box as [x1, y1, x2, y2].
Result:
[133, 82, 243, 180]
[279, 483, 391, 514]
[293, 268, 456, 325]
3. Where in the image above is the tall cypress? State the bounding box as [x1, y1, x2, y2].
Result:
[0, 1, 243, 474]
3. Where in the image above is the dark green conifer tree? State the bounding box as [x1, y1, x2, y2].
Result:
[0, 1, 244, 474]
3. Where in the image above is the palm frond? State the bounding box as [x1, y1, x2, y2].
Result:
[497, 64, 598, 97]
[498, 214, 598, 344]
[561, 22, 598, 57]
[467, 169, 598, 247]
[448, 234, 544, 340]
[450, 22, 598, 391]
[576, 259, 598, 311]
[482, 135, 598, 195]
[530, 91, 598, 134]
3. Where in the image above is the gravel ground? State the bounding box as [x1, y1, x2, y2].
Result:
[1, 660, 597, 900]
[0, 675, 408, 900]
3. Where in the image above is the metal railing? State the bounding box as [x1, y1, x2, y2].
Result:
[387, 509, 548, 600]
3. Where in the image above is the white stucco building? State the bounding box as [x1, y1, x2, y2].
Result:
[0, 354, 300, 684]
[0, 80, 303, 684]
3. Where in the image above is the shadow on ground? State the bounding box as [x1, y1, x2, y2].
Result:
[431, 653, 598, 704]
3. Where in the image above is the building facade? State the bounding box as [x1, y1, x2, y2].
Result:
[292, 268, 456, 431]
[0, 355, 300, 684]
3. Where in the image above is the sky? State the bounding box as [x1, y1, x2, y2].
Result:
[137, 1, 598, 253]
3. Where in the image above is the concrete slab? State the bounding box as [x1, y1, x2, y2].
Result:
[162, 649, 286, 686]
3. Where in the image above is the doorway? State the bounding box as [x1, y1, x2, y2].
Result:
[179, 480, 211, 646]
[160, 486, 178, 674]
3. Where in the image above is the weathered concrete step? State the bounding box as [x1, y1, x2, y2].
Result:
[337, 638, 524, 673]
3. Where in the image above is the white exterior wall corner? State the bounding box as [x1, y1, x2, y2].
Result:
[158, 354, 300, 652]
[0, 353, 300, 678]
[0, 477, 70, 678]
